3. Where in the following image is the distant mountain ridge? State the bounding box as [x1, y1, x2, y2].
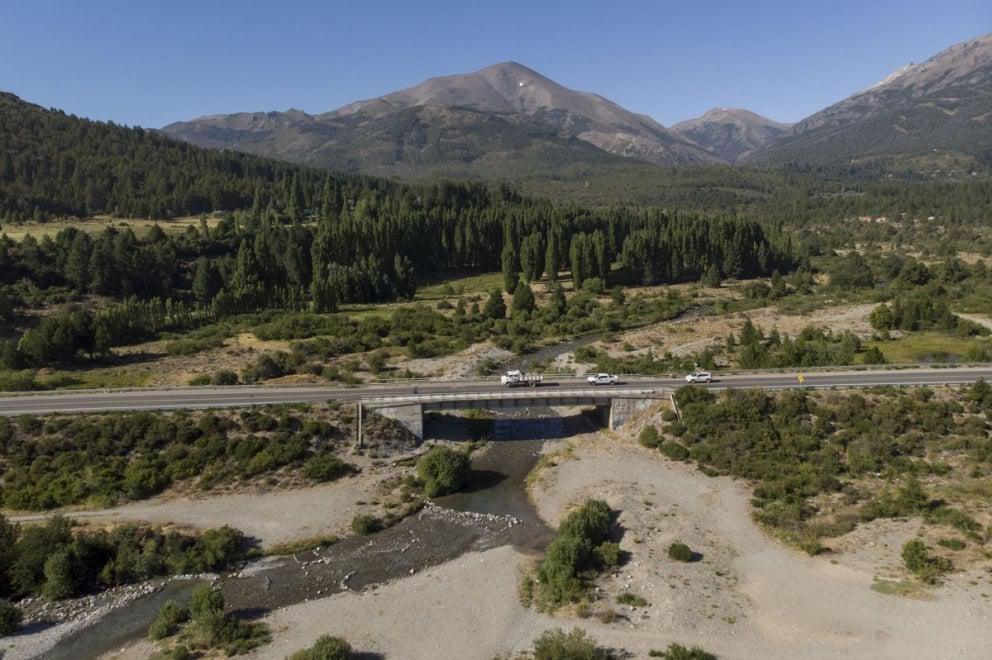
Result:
[672, 107, 791, 163]
[161, 62, 716, 180]
[162, 34, 992, 179]
[746, 33, 992, 166]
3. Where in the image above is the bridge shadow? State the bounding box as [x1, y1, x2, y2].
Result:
[426, 408, 602, 442]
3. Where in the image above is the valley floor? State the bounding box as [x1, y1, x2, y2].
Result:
[6, 408, 992, 659]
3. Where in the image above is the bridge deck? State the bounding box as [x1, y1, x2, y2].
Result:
[362, 387, 665, 411]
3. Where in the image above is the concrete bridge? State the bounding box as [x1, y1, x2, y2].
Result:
[356, 387, 666, 443]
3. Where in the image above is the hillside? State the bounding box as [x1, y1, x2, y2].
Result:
[747, 33, 992, 167]
[0, 92, 383, 221]
[672, 108, 791, 163]
[162, 62, 716, 181]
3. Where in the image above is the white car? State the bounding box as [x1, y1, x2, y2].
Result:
[586, 373, 620, 386]
[684, 371, 712, 384]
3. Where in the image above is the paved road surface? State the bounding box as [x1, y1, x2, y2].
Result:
[1, 367, 990, 415]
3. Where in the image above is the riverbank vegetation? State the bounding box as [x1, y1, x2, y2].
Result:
[662, 383, 992, 559]
[0, 404, 402, 511]
[0, 514, 246, 602]
[523, 499, 621, 611]
[148, 584, 270, 657]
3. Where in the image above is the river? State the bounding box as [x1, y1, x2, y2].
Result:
[43, 409, 575, 659]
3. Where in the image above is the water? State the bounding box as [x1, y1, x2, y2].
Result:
[436, 414, 565, 551]
[44, 410, 578, 658]
[44, 579, 205, 660]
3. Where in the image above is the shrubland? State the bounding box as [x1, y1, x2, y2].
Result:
[661, 382, 992, 555]
[0, 514, 246, 602]
[0, 404, 376, 510]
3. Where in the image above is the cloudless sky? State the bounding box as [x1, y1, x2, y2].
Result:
[1, 0, 989, 128]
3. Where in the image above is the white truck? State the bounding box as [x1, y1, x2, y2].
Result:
[500, 369, 543, 387]
[586, 372, 620, 386]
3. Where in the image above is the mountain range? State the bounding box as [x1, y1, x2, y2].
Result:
[162, 33, 992, 179]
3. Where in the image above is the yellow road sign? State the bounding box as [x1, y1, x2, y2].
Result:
[798, 374, 805, 384]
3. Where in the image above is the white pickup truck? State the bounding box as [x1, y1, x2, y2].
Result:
[500, 370, 543, 387]
[586, 373, 620, 386]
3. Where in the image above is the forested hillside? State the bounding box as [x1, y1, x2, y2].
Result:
[0, 92, 393, 221]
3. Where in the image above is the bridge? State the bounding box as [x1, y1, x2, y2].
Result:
[357, 387, 666, 443]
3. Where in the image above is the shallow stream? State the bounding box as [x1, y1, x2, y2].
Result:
[45, 410, 574, 658]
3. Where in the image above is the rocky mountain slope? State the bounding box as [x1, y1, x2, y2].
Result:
[672, 107, 791, 163]
[162, 62, 715, 180]
[747, 33, 992, 166]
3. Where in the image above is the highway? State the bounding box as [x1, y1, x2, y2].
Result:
[1, 366, 990, 415]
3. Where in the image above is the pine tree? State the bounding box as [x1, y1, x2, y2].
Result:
[511, 283, 535, 313]
[483, 289, 506, 320]
[393, 255, 416, 300]
[501, 241, 520, 293]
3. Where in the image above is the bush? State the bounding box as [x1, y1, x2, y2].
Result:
[593, 541, 621, 569]
[148, 599, 190, 640]
[638, 425, 661, 448]
[533, 627, 607, 660]
[660, 441, 689, 461]
[649, 643, 717, 659]
[667, 541, 695, 562]
[41, 550, 78, 601]
[288, 635, 353, 660]
[350, 514, 383, 536]
[616, 592, 648, 607]
[937, 537, 966, 551]
[416, 446, 471, 497]
[0, 600, 22, 636]
[189, 583, 225, 623]
[901, 538, 951, 583]
[211, 369, 239, 385]
[537, 500, 614, 605]
[303, 453, 350, 482]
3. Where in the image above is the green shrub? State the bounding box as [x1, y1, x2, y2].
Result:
[937, 537, 966, 551]
[303, 453, 351, 482]
[532, 627, 607, 660]
[41, 550, 78, 601]
[901, 538, 951, 583]
[649, 643, 717, 659]
[211, 369, 239, 386]
[638, 425, 661, 448]
[148, 599, 190, 640]
[558, 500, 611, 545]
[660, 441, 689, 461]
[0, 600, 22, 636]
[189, 583, 225, 623]
[593, 541, 621, 569]
[667, 541, 695, 562]
[416, 446, 471, 497]
[288, 635, 353, 660]
[616, 592, 648, 607]
[350, 514, 383, 536]
[536, 500, 614, 605]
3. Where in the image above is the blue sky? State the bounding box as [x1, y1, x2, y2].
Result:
[1, 0, 989, 128]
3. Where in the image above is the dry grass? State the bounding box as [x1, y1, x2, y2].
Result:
[1, 215, 222, 241]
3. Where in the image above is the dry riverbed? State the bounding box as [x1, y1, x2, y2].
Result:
[244, 427, 992, 659]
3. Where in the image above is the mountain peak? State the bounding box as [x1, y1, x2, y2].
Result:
[747, 32, 992, 165]
[672, 108, 791, 163]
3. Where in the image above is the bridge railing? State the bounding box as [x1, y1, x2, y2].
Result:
[362, 387, 666, 406]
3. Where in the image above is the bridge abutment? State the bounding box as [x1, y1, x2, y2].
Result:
[366, 402, 424, 441]
[608, 397, 655, 430]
